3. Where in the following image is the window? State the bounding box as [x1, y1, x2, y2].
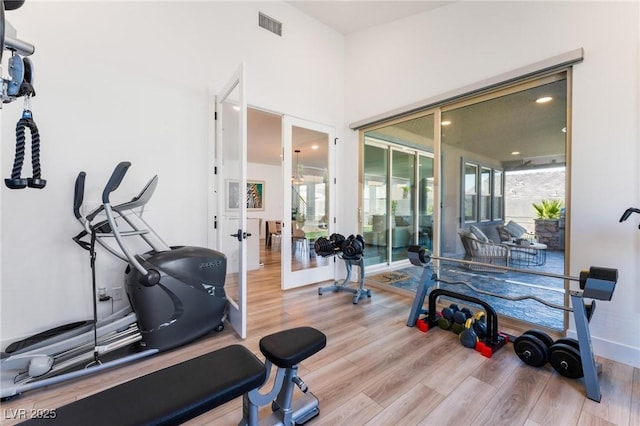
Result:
[464, 163, 478, 223]
[463, 161, 504, 224]
[493, 170, 503, 221]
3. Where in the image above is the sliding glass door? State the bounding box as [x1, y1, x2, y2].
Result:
[360, 72, 569, 331]
[362, 113, 435, 267]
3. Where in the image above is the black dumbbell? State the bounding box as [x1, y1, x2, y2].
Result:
[452, 308, 473, 335]
[437, 304, 460, 330]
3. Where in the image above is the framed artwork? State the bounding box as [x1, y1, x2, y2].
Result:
[246, 180, 265, 210]
[226, 180, 265, 211]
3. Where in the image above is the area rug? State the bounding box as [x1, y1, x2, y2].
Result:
[372, 251, 566, 330]
[368, 271, 412, 285]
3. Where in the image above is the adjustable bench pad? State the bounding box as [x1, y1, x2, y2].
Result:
[21, 344, 266, 426]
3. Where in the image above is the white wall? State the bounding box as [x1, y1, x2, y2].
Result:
[1, 1, 344, 345]
[247, 162, 283, 239]
[344, 1, 639, 367]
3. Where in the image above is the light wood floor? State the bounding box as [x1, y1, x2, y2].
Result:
[1, 245, 638, 425]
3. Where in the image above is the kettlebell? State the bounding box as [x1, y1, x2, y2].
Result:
[460, 318, 479, 348]
[472, 311, 487, 339]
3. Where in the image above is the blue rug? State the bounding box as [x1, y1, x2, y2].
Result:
[385, 251, 566, 330]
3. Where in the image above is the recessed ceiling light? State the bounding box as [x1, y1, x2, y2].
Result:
[511, 151, 520, 155]
[441, 120, 452, 126]
[311, 145, 319, 150]
[536, 96, 553, 104]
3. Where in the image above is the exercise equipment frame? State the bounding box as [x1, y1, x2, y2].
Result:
[318, 255, 371, 304]
[405, 246, 617, 403]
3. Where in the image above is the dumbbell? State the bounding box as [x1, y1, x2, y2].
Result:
[513, 329, 554, 367]
[437, 304, 460, 330]
[451, 308, 473, 335]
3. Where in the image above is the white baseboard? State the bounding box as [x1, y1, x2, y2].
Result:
[566, 330, 640, 368]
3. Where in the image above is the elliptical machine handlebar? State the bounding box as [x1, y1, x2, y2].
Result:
[619, 207, 640, 228]
[73, 172, 86, 219]
[102, 161, 132, 204]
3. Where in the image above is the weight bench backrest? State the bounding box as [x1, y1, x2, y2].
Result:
[21, 345, 266, 426]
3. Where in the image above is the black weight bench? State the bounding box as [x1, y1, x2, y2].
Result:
[20, 327, 326, 426]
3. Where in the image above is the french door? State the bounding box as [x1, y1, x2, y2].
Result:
[282, 116, 336, 289]
[213, 64, 248, 338]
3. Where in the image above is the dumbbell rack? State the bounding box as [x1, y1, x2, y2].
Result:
[318, 255, 371, 304]
[413, 287, 509, 358]
[406, 251, 618, 403]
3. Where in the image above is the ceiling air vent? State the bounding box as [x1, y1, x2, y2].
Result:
[258, 12, 282, 36]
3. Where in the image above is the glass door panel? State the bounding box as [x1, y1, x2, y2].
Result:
[440, 76, 567, 330]
[362, 143, 389, 267]
[391, 149, 415, 262]
[418, 154, 434, 250]
[282, 117, 335, 289]
[362, 113, 435, 267]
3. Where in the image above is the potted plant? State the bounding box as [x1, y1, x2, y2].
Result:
[533, 199, 563, 220]
[532, 199, 563, 249]
[402, 186, 410, 199]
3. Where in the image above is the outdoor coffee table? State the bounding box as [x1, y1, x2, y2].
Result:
[503, 241, 548, 267]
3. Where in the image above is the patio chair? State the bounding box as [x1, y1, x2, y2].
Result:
[496, 220, 536, 243]
[458, 230, 510, 273]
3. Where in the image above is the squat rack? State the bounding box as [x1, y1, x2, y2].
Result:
[405, 246, 618, 403]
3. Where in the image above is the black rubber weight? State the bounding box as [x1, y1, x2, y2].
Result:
[514, 334, 549, 367]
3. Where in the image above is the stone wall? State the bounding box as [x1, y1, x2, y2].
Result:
[534, 219, 563, 250]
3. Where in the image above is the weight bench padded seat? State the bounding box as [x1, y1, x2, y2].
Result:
[260, 326, 327, 368]
[21, 345, 266, 426]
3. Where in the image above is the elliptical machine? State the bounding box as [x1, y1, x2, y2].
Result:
[100, 161, 227, 350]
[1, 161, 228, 399]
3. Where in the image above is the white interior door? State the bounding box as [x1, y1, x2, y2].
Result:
[214, 64, 248, 338]
[282, 116, 336, 289]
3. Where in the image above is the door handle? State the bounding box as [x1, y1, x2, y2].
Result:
[230, 230, 252, 241]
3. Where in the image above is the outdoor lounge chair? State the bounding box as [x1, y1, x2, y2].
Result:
[496, 220, 536, 243]
[458, 229, 510, 272]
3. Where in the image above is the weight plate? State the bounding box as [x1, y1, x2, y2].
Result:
[514, 334, 549, 367]
[523, 329, 554, 349]
[549, 343, 583, 378]
[554, 338, 579, 352]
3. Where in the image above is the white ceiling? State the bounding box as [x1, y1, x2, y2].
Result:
[287, 1, 453, 35]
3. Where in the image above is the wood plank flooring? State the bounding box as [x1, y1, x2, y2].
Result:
[1, 244, 638, 425]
